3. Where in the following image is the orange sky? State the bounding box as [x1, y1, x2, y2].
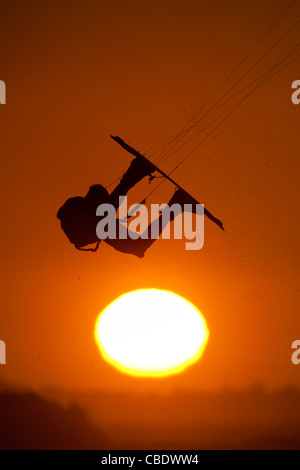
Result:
[0, 0, 299, 395]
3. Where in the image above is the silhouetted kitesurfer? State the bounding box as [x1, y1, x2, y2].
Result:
[57, 156, 201, 257]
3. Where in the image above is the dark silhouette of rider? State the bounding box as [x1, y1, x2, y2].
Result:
[57, 157, 197, 257]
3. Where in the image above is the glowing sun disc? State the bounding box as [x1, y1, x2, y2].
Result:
[95, 289, 209, 377]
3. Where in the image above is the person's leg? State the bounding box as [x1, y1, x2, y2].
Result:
[109, 157, 156, 210]
[108, 189, 197, 257]
[104, 189, 202, 258]
[103, 209, 168, 258]
[135, 189, 205, 254]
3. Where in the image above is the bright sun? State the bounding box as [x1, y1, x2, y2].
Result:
[95, 289, 209, 377]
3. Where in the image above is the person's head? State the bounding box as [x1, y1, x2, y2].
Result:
[85, 184, 109, 205]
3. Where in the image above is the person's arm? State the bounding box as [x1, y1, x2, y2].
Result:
[75, 241, 100, 252]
